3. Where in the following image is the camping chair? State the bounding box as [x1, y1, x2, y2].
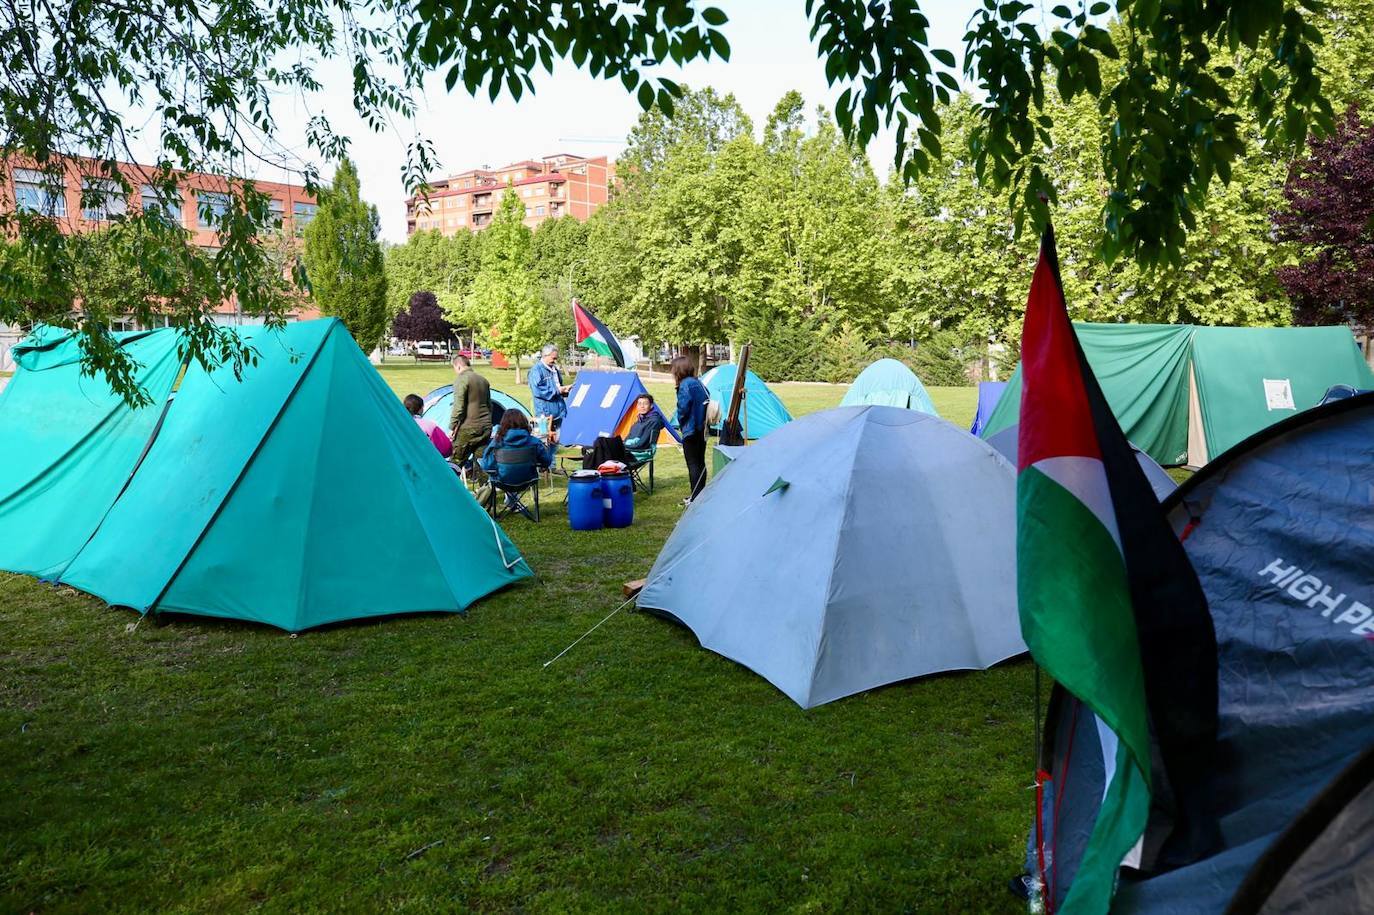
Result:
[486, 476, 540, 522]
[626, 445, 657, 494]
[484, 443, 545, 522]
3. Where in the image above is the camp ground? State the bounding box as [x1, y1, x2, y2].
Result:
[981, 322, 1374, 466]
[558, 368, 681, 447]
[839, 358, 939, 415]
[0, 320, 529, 631]
[699, 362, 793, 439]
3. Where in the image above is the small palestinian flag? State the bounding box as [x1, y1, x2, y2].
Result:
[1017, 225, 1217, 912]
[572, 300, 625, 367]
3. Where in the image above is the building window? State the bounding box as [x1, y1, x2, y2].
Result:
[268, 198, 285, 229]
[13, 168, 66, 216]
[141, 184, 182, 225]
[197, 191, 231, 230]
[535, 205, 546, 216]
[81, 178, 126, 221]
[293, 201, 318, 235]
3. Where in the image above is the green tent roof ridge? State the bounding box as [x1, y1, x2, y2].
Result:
[981, 322, 1374, 467]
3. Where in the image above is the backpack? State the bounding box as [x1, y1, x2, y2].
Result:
[583, 435, 629, 470]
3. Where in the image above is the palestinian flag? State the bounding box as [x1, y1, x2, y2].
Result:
[572, 300, 625, 367]
[1017, 225, 1217, 912]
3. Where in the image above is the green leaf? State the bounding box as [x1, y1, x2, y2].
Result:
[701, 7, 727, 27]
[637, 81, 654, 110]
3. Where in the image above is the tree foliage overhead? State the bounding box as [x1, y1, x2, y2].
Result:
[302, 158, 389, 352]
[7, 0, 1370, 397]
[1275, 107, 1374, 327]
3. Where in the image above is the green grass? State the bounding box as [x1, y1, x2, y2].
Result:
[1, 365, 1031, 913]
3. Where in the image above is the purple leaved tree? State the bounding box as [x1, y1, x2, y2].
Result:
[1275, 107, 1374, 327]
[392, 291, 458, 345]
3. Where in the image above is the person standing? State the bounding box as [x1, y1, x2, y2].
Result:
[672, 355, 710, 504]
[528, 344, 570, 433]
[449, 355, 493, 477]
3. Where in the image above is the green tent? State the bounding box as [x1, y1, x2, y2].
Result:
[982, 323, 1374, 466]
[0, 319, 530, 630]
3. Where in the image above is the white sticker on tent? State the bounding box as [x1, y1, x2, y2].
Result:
[600, 384, 622, 409]
[1263, 378, 1296, 411]
[571, 384, 591, 408]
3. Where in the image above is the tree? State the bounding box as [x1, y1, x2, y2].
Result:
[383, 229, 480, 330]
[392, 291, 458, 347]
[5, 0, 1357, 400]
[302, 158, 389, 352]
[1274, 107, 1374, 326]
[531, 216, 591, 356]
[461, 186, 543, 380]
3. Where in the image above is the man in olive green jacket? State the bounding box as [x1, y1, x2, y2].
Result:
[449, 355, 493, 478]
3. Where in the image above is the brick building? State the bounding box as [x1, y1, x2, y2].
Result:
[406, 153, 613, 235]
[1, 156, 319, 355]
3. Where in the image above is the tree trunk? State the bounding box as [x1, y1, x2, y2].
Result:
[684, 344, 704, 375]
[514, 358, 521, 384]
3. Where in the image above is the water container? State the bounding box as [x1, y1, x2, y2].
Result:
[601, 471, 634, 528]
[567, 471, 605, 531]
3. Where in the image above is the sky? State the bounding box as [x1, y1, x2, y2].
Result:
[275, 0, 981, 242]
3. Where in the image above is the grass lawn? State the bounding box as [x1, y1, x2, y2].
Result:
[1, 363, 1033, 913]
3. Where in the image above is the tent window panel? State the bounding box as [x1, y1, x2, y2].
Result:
[571, 384, 591, 408]
[600, 385, 621, 409]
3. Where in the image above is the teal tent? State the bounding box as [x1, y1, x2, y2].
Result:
[981, 322, 1374, 466]
[0, 320, 530, 631]
[839, 358, 938, 415]
[700, 363, 792, 439]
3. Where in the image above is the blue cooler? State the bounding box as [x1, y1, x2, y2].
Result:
[568, 471, 605, 531]
[601, 471, 634, 528]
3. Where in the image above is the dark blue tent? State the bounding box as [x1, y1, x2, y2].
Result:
[969, 381, 1006, 437]
[1026, 393, 1374, 912]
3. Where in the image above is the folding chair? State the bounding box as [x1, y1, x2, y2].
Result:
[626, 445, 657, 494]
[486, 476, 540, 522]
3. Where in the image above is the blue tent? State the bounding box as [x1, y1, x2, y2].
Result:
[700, 363, 792, 439]
[421, 384, 527, 426]
[559, 369, 681, 448]
[968, 381, 1006, 436]
[840, 358, 938, 415]
[1028, 393, 1374, 912]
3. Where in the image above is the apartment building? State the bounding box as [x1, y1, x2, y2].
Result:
[406, 153, 613, 235]
[1, 156, 320, 347]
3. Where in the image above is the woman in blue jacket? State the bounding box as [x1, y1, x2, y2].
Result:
[671, 355, 710, 503]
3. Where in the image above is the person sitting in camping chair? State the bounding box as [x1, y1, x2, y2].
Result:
[623, 393, 663, 494]
[477, 410, 553, 521]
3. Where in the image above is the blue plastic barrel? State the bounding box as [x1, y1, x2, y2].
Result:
[567, 471, 605, 530]
[602, 471, 634, 528]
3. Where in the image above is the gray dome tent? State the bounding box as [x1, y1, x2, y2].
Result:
[1026, 394, 1374, 912]
[637, 406, 1025, 708]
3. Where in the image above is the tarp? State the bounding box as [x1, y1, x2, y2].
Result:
[421, 384, 527, 427]
[969, 381, 1006, 436]
[559, 369, 680, 447]
[700, 363, 792, 439]
[637, 405, 1025, 708]
[0, 320, 530, 631]
[1028, 394, 1374, 912]
[982, 322, 1374, 466]
[839, 358, 938, 415]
